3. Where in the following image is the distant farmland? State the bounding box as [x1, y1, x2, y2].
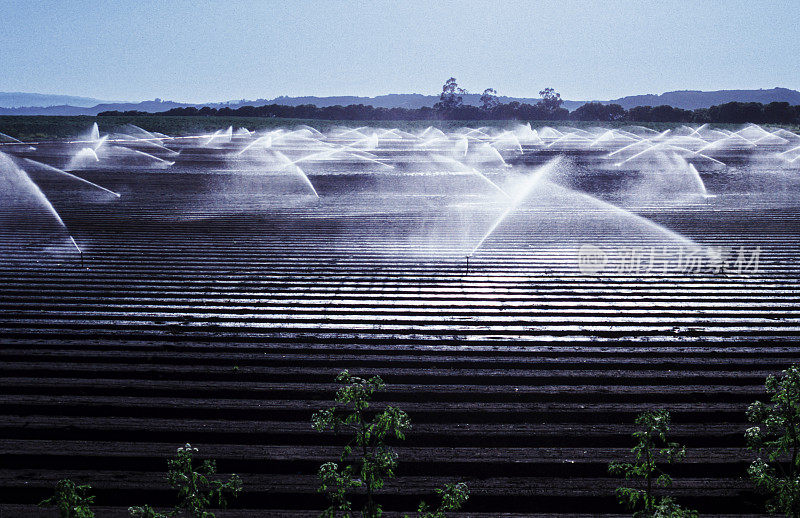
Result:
[4, 115, 797, 142]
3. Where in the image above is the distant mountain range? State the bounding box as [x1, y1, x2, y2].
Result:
[1, 88, 798, 116]
[605, 88, 800, 110]
[0, 92, 112, 109]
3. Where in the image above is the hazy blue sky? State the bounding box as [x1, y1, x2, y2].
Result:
[1, 0, 798, 102]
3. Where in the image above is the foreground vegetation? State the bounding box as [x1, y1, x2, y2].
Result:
[127, 443, 242, 518]
[38, 366, 800, 517]
[609, 410, 697, 517]
[312, 370, 469, 518]
[746, 365, 800, 517]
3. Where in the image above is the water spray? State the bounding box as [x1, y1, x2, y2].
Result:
[469, 157, 563, 256]
[69, 236, 83, 267]
[23, 159, 120, 197]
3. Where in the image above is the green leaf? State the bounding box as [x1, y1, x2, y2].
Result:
[746, 365, 800, 516]
[608, 410, 691, 515]
[313, 370, 468, 518]
[39, 479, 96, 518]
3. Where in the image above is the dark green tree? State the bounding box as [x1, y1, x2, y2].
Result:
[764, 102, 796, 124]
[650, 104, 693, 122]
[39, 479, 95, 518]
[434, 78, 467, 112]
[609, 410, 697, 517]
[746, 364, 800, 517]
[479, 88, 499, 112]
[570, 102, 626, 122]
[537, 87, 563, 114]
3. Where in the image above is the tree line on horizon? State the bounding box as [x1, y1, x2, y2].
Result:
[99, 78, 800, 125]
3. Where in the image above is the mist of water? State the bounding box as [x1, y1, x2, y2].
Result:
[2, 121, 799, 259]
[0, 151, 79, 251]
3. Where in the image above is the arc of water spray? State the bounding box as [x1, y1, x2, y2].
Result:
[0, 132, 22, 143]
[468, 166, 510, 199]
[237, 135, 274, 156]
[546, 132, 592, 149]
[613, 141, 663, 166]
[551, 183, 701, 249]
[23, 159, 120, 197]
[289, 163, 319, 198]
[687, 124, 708, 138]
[653, 129, 672, 141]
[13, 161, 83, 254]
[12, 166, 65, 228]
[130, 148, 176, 166]
[202, 127, 233, 147]
[589, 130, 630, 148]
[607, 139, 655, 158]
[433, 155, 510, 199]
[489, 133, 523, 155]
[778, 145, 800, 157]
[202, 130, 222, 147]
[273, 150, 319, 197]
[454, 137, 468, 157]
[69, 236, 82, 254]
[613, 143, 724, 168]
[451, 159, 511, 199]
[468, 157, 562, 256]
[93, 135, 109, 151]
[282, 133, 393, 168]
[695, 137, 754, 154]
[613, 129, 647, 141]
[668, 145, 726, 166]
[292, 146, 392, 169]
[688, 163, 709, 197]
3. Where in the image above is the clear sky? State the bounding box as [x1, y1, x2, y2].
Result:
[1, 0, 798, 103]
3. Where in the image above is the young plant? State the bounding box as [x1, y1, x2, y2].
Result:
[608, 410, 697, 517]
[409, 482, 470, 518]
[129, 443, 242, 518]
[313, 370, 468, 518]
[39, 479, 95, 518]
[129, 505, 168, 518]
[746, 364, 800, 517]
[313, 370, 410, 517]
